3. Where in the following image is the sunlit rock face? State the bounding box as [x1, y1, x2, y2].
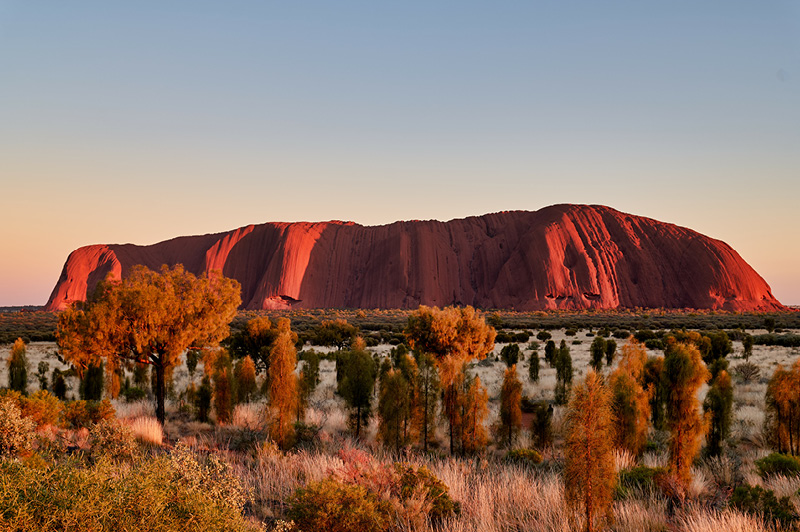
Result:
[46, 204, 784, 312]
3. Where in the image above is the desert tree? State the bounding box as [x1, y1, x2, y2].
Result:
[554, 340, 573, 405]
[79, 361, 104, 401]
[609, 340, 652, 456]
[36, 361, 49, 391]
[528, 349, 540, 383]
[460, 373, 489, 454]
[703, 369, 733, 457]
[742, 333, 754, 360]
[530, 401, 553, 450]
[56, 264, 241, 424]
[764, 361, 800, 455]
[500, 343, 521, 367]
[496, 364, 523, 448]
[662, 342, 711, 488]
[338, 337, 377, 439]
[212, 351, 235, 424]
[415, 352, 440, 452]
[605, 339, 617, 366]
[298, 350, 321, 421]
[395, 352, 420, 444]
[544, 340, 557, 366]
[590, 336, 606, 372]
[227, 316, 298, 377]
[269, 319, 299, 449]
[564, 370, 616, 532]
[643, 356, 666, 430]
[314, 319, 357, 350]
[378, 368, 410, 452]
[405, 305, 495, 454]
[8, 338, 28, 394]
[234, 355, 257, 403]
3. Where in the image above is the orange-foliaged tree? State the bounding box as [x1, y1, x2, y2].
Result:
[405, 305, 496, 454]
[662, 341, 711, 488]
[268, 318, 300, 449]
[609, 340, 652, 457]
[56, 264, 241, 424]
[497, 364, 523, 449]
[565, 370, 616, 532]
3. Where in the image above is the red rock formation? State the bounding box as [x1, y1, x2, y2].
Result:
[45, 204, 784, 311]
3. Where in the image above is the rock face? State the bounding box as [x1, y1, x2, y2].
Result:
[46, 204, 784, 312]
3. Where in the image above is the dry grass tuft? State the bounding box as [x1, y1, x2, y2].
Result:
[126, 416, 163, 446]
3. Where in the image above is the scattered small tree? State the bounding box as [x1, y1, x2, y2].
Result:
[742, 334, 754, 361]
[565, 370, 616, 532]
[544, 340, 557, 366]
[609, 340, 651, 456]
[212, 352, 235, 424]
[8, 338, 28, 394]
[405, 305, 495, 454]
[315, 319, 357, 350]
[590, 337, 606, 372]
[530, 401, 553, 450]
[764, 361, 800, 456]
[554, 340, 573, 405]
[415, 352, 440, 452]
[79, 361, 104, 401]
[663, 342, 711, 488]
[500, 344, 521, 367]
[704, 369, 733, 457]
[605, 339, 617, 366]
[51, 369, 67, 400]
[36, 361, 49, 391]
[269, 319, 299, 448]
[460, 373, 489, 454]
[497, 364, 523, 448]
[234, 355, 257, 403]
[196, 375, 213, 423]
[378, 368, 410, 451]
[339, 338, 377, 439]
[528, 349, 540, 383]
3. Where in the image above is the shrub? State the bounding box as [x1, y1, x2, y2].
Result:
[0, 451, 256, 531]
[20, 390, 63, 427]
[755, 453, 800, 478]
[90, 419, 137, 461]
[732, 361, 760, 383]
[644, 338, 663, 350]
[615, 466, 667, 499]
[62, 400, 116, 429]
[79, 362, 104, 401]
[729, 484, 799, 528]
[0, 395, 36, 457]
[287, 477, 392, 532]
[500, 344, 521, 367]
[504, 448, 543, 466]
[122, 387, 147, 402]
[537, 331, 552, 342]
[396, 464, 460, 521]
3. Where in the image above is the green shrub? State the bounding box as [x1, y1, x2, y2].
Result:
[729, 484, 799, 528]
[396, 464, 460, 521]
[287, 477, 392, 532]
[122, 387, 147, 402]
[615, 466, 667, 499]
[755, 453, 800, 478]
[504, 448, 543, 466]
[0, 452, 256, 531]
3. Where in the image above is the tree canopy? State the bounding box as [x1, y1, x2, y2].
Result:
[57, 264, 241, 424]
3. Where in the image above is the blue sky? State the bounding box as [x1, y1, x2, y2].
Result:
[1, 1, 798, 305]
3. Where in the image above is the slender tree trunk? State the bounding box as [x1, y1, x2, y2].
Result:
[155, 358, 166, 425]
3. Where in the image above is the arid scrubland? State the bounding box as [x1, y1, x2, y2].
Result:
[1, 305, 800, 531]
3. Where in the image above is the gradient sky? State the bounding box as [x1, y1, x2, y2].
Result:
[1, 1, 798, 306]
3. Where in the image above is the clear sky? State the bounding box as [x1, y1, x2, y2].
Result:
[1, 1, 798, 306]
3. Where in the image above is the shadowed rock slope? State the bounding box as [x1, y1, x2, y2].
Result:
[46, 204, 784, 312]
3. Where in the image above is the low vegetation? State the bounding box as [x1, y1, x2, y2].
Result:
[1, 284, 800, 531]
